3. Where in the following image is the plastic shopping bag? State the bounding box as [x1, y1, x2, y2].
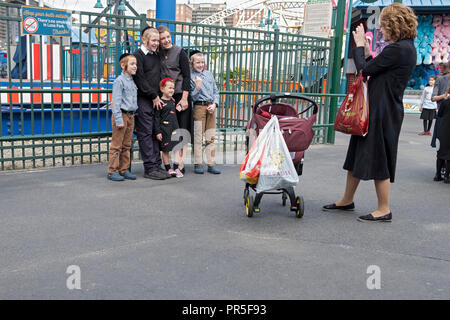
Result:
[240, 115, 276, 184]
[333, 72, 369, 136]
[255, 117, 299, 193]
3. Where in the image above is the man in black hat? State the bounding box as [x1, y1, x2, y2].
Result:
[132, 26, 171, 180]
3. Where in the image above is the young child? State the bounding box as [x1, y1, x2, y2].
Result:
[190, 52, 221, 175]
[419, 76, 437, 135]
[107, 53, 138, 181]
[154, 78, 183, 178]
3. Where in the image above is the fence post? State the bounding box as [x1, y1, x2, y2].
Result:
[327, 0, 346, 144]
[139, 13, 147, 31]
[271, 28, 280, 93]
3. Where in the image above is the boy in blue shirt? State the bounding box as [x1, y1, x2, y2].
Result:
[107, 53, 138, 181]
[190, 52, 221, 174]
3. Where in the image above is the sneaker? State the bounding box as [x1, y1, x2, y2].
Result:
[157, 167, 172, 178]
[434, 174, 444, 181]
[194, 165, 204, 174]
[120, 171, 136, 180]
[418, 131, 426, 135]
[175, 168, 184, 178]
[426, 131, 432, 135]
[207, 166, 221, 174]
[168, 169, 177, 177]
[144, 170, 167, 180]
[107, 172, 125, 181]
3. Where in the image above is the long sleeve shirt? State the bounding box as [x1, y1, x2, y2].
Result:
[132, 45, 161, 101]
[420, 86, 437, 110]
[112, 73, 138, 126]
[190, 69, 220, 106]
[432, 74, 450, 109]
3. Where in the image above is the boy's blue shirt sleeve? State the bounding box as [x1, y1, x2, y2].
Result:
[210, 71, 220, 106]
[190, 74, 200, 100]
[112, 77, 124, 126]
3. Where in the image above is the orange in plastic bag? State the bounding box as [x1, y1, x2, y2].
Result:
[334, 72, 369, 136]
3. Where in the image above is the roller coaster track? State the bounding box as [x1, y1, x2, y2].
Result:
[198, 0, 307, 31]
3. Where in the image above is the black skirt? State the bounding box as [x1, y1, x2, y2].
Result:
[420, 108, 436, 121]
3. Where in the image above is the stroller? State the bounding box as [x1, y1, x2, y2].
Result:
[243, 93, 318, 218]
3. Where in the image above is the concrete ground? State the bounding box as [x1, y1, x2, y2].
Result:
[0, 113, 449, 300]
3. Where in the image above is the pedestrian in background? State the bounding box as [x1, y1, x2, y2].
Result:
[107, 53, 138, 182]
[431, 62, 450, 148]
[434, 83, 450, 183]
[323, 3, 417, 222]
[418, 76, 437, 136]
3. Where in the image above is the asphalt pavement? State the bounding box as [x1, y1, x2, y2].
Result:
[0, 113, 449, 300]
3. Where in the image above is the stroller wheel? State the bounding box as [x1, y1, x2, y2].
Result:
[243, 188, 249, 207]
[245, 195, 254, 218]
[282, 192, 287, 206]
[295, 196, 304, 218]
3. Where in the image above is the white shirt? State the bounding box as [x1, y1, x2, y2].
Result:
[421, 86, 437, 110]
[140, 44, 156, 55]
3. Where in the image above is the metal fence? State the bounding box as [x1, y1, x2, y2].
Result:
[0, 2, 336, 170]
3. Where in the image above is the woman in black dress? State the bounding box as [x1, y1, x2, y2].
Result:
[435, 84, 450, 183]
[323, 3, 417, 222]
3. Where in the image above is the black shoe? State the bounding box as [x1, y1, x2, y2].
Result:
[444, 177, 450, 184]
[357, 212, 392, 223]
[322, 202, 355, 211]
[144, 170, 167, 180]
[157, 167, 172, 178]
[434, 175, 444, 181]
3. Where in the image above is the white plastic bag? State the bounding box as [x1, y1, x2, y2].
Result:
[240, 116, 274, 185]
[256, 116, 299, 193]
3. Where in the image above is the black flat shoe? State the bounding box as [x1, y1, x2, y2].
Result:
[434, 175, 444, 181]
[322, 202, 355, 211]
[357, 212, 392, 223]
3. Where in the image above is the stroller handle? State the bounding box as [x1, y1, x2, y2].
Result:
[253, 93, 319, 115]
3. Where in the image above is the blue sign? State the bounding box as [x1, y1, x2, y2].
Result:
[22, 6, 72, 37]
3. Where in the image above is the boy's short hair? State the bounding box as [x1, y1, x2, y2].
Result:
[141, 26, 158, 41]
[160, 77, 175, 88]
[190, 52, 204, 67]
[119, 53, 135, 71]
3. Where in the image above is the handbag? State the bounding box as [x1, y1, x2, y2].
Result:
[334, 72, 369, 136]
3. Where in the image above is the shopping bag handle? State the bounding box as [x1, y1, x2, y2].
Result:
[253, 93, 318, 115]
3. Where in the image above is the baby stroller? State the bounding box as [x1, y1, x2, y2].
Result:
[243, 93, 318, 218]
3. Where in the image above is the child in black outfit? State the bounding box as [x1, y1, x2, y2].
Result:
[154, 78, 183, 178]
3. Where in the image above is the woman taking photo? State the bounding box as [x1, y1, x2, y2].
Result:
[323, 3, 417, 222]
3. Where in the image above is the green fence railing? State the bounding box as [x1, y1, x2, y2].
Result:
[0, 2, 339, 171]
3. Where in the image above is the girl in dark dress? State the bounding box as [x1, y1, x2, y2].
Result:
[323, 3, 418, 222]
[435, 84, 450, 183]
[154, 78, 183, 178]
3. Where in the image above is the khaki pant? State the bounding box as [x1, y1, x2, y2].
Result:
[108, 113, 134, 174]
[193, 105, 216, 166]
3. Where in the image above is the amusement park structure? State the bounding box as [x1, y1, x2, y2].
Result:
[199, 0, 308, 32]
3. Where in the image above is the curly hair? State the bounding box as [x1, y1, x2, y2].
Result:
[379, 3, 418, 42]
